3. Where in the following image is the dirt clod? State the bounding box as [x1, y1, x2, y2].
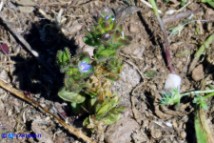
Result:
[105, 118, 139, 143]
[191, 64, 205, 81]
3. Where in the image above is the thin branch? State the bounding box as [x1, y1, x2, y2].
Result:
[0, 79, 96, 143]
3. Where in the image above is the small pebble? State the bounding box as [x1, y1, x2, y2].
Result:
[151, 128, 162, 139]
[105, 118, 139, 143]
[180, 131, 186, 139]
[191, 64, 204, 81]
[0, 70, 9, 81]
[172, 119, 178, 128]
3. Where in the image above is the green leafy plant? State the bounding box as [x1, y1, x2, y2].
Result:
[56, 7, 132, 129]
[161, 88, 214, 109]
[160, 88, 181, 105]
[84, 8, 131, 62]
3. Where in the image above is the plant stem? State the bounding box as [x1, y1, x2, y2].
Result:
[181, 89, 214, 97]
[149, 0, 175, 73]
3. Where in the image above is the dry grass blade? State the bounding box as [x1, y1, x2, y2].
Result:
[0, 79, 96, 143]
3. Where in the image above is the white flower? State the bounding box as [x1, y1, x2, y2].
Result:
[161, 73, 182, 105]
[164, 73, 182, 92]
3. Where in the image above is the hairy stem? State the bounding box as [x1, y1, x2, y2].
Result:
[149, 0, 175, 73]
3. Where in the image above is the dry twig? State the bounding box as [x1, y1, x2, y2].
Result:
[0, 79, 96, 143]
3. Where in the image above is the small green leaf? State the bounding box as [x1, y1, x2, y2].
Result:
[100, 106, 124, 125]
[83, 33, 100, 46]
[56, 48, 71, 66]
[89, 98, 97, 107]
[95, 96, 119, 119]
[58, 88, 85, 103]
[83, 117, 90, 127]
[144, 70, 157, 78]
[101, 113, 121, 125]
[66, 67, 79, 76]
[95, 48, 116, 59]
[193, 95, 208, 110]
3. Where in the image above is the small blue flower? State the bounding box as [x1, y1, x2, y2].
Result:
[7, 133, 14, 139]
[78, 61, 92, 73]
[1, 133, 7, 139]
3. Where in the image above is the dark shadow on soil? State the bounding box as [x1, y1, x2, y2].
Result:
[136, 11, 157, 46]
[143, 91, 155, 112]
[10, 10, 83, 140]
[185, 112, 197, 143]
[203, 60, 214, 77]
[11, 10, 78, 103]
